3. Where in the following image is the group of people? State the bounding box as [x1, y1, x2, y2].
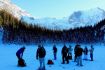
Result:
[61, 45, 73, 64]
[16, 44, 94, 70]
[61, 44, 94, 66]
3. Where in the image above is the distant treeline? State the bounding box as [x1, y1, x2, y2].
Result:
[0, 10, 105, 44]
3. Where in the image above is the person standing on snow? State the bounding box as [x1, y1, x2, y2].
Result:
[83, 46, 88, 60]
[76, 45, 83, 66]
[74, 45, 79, 62]
[89, 45, 94, 61]
[68, 45, 73, 60]
[36, 45, 46, 70]
[53, 45, 57, 60]
[61, 44, 69, 64]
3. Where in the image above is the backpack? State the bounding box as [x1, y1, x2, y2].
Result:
[18, 58, 26, 67]
[47, 59, 54, 65]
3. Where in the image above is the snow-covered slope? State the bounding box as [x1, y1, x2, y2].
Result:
[0, 0, 105, 30]
[22, 16, 72, 30]
[0, 0, 31, 19]
[69, 8, 105, 28]
[22, 8, 105, 30]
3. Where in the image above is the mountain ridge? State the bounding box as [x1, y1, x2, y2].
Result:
[0, 0, 105, 30]
[22, 7, 105, 30]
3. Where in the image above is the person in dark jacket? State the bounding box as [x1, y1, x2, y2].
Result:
[16, 46, 26, 67]
[16, 46, 25, 60]
[76, 45, 83, 66]
[61, 44, 69, 64]
[74, 45, 79, 62]
[89, 45, 94, 61]
[36, 45, 46, 70]
[53, 45, 57, 60]
[83, 46, 88, 60]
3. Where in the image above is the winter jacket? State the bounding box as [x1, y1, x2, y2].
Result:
[68, 46, 72, 54]
[36, 47, 46, 59]
[62, 45, 68, 56]
[74, 46, 78, 54]
[53, 46, 57, 53]
[76, 47, 83, 56]
[16, 47, 25, 58]
[84, 47, 88, 55]
[90, 47, 94, 54]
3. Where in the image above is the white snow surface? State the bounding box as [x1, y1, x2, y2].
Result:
[0, 43, 105, 70]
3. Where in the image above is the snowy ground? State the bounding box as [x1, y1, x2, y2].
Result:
[0, 43, 105, 70]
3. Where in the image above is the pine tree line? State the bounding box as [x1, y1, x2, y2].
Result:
[0, 10, 105, 44]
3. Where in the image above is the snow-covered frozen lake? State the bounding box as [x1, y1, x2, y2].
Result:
[0, 43, 105, 70]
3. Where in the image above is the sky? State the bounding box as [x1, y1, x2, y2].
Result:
[12, 0, 105, 18]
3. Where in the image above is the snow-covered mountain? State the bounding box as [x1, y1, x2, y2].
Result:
[0, 0, 105, 30]
[0, 0, 31, 19]
[22, 8, 105, 30]
[69, 8, 105, 28]
[22, 16, 71, 30]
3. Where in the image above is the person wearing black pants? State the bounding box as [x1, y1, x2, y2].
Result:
[53, 45, 57, 60]
[61, 45, 69, 64]
[90, 45, 94, 61]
